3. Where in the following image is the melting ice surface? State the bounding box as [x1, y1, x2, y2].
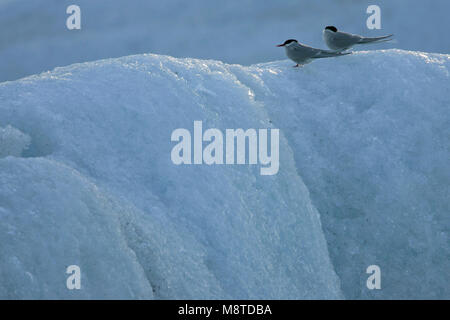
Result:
[0, 49, 449, 299]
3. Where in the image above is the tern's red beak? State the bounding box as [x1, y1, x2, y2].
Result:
[276, 44, 284, 47]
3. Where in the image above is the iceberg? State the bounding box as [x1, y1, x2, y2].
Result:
[0, 49, 448, 299]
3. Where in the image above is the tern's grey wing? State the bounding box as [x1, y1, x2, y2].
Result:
[312, 49, 352, 59]
[359, 34, 394, 43]
[328, 32, 362, 50]
[287, 44, 321, 62]
[286, 44, 350, 64]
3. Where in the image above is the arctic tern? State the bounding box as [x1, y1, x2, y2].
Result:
[276, 39, 351, 67]
[323, 26, 393, 52]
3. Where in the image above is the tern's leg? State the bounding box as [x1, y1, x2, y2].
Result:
[293, 64, 300, 68]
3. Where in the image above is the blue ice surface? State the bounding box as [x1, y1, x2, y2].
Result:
[0, 49, 449, 299]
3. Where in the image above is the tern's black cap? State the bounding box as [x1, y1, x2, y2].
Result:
[325, 26, 338, 32]
[283, 39, 298, 45]
[276, 39, 298, 47]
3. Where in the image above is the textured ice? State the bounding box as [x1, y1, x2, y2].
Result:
[241, 50, 450, 299]
[0, 158, 153, 299]
[0, 125, 30, 158]
[1, 0, 450, 81]
[0, 54, 343, 299]
[0, 49, 449, 299]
